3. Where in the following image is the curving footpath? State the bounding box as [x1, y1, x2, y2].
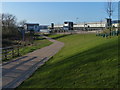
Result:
[2, 36, 64, 89]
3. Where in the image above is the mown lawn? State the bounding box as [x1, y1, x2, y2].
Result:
[18, 34, 119, 88]
[19, 37, 52, 56]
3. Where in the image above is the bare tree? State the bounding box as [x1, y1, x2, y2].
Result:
[105, 0, 115, 37]
[106, 0, 114, 19]
[18, 20, 27, 41]
[2, 13, 17, 27]
[18, 20, 27, 27]
[2, 13, 19, 39]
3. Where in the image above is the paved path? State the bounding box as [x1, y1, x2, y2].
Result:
[2, 36, 64, 89]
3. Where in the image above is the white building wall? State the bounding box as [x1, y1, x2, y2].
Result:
[73, 22, 106, 28]
[51, 22, 118, 28]
[112, 23, 118, 27]
[74, 24, 84, 27]
[54, 24, 63, 28]
[88, 23, 105, 27]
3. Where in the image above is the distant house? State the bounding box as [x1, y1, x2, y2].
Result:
[24, 23, 40, 32]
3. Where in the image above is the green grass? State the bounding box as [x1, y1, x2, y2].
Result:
[44, 34, 71, 40]
[3, 37, 52, 61]
[19, 37, 52, 56]
[18, 34, 119, 88]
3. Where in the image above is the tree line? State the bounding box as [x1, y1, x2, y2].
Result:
[2, 13, 27, 40]
[1, 13, 35, 47]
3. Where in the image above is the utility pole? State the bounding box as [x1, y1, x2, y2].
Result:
[100, 19, 103, 30]
[106, 0, 114, 37]
[76, 17, 79, 25]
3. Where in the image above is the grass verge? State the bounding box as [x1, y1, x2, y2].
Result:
[18, 34, 119, 88]
[3, 37, 52, 62]
[19, 38, 52, 56]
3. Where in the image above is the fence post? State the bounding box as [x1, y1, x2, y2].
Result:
[12, 47, 14, 58]
[4, 49, 7, 60]
[17, 45, 20, 56]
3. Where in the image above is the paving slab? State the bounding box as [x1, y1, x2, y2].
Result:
[2, 36, 64, 89]
[3, 64, 15, 69]
[4, 72, 21, 78]
[16, 65, 32, 71]
[2, 76, 16, 86]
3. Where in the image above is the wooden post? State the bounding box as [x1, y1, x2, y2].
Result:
[17, 45, 20, 56]
[12, 47, 14, 58]
[4, 49, 7, 60]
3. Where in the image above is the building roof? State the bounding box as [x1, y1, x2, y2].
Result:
[112, 20, 120, 24]
[24, 23, 39, 25]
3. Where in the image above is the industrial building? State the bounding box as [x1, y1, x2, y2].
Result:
[39, 25, 51, 33]
[50, 20, 119, 31]
[63, 22, 73, 30]
[22, 19, 119, 34]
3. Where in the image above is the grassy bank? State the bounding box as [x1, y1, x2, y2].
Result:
[19, 34, 119, 88]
